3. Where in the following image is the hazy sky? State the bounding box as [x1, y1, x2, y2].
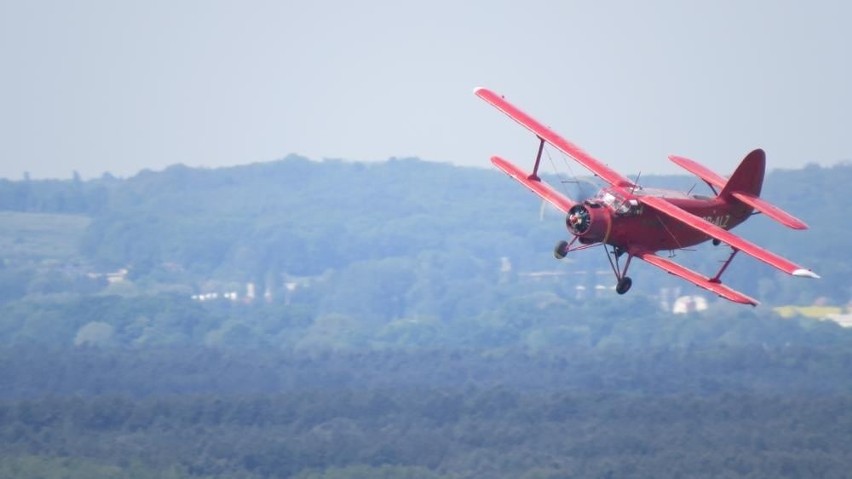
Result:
[1, 1, 850, 179]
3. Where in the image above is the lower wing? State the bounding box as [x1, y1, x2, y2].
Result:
[491, 156, 575, 213]
[636, 252, 759, 305]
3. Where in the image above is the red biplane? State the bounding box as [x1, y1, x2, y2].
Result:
[475, 87, 819, 306]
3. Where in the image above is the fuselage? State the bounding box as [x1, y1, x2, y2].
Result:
[575, 186, 753, 252]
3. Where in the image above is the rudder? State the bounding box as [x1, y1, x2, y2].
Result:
[719, 149, 765, 198]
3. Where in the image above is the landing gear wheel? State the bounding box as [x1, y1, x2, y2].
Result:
[712, 238, 721, 246]
[616, 276, 632, 295]
[554, 240, 569, 260]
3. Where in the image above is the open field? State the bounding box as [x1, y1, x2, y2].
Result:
[0, 211, 91, 262]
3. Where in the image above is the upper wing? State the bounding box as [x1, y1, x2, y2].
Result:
[475, 87, 635, 188]
[638, 195, 819, 278]
[491, 155, 574, 213]
[635, 251, 759, 305]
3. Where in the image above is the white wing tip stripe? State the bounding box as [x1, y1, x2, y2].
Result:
[792, 269, 821, 279]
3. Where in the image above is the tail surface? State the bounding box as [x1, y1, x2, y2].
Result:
[720, 149, 808, 230]
[669, 148, 807, 230]
[719, 149, 765, 198]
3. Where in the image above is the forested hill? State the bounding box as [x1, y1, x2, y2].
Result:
[1, 156, 848, 304]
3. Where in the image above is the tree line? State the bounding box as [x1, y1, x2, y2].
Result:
[2, 388, 851, 478]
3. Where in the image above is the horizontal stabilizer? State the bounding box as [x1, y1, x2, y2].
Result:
[668, 155, 727, 190]
[491, 156, 575, 213]
[731, 192, 808, 230]
[636, 252, 759, 305]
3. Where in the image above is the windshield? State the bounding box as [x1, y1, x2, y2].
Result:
[596, 190, 640, 216]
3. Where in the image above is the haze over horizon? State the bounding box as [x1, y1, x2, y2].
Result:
[2, 1, 850, 180]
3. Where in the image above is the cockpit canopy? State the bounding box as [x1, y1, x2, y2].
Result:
[591, 189, 642, 216]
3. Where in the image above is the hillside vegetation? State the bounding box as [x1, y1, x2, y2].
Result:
[1, 157, 849, 305]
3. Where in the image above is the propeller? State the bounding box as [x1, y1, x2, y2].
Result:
[539, 178, 601, 220]
[560, 178, 600, 203]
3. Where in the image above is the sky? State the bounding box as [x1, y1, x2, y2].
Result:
[1, 0, 850, 180]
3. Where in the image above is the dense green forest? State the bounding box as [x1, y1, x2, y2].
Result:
[0, 157, 851, 477]
[3, 389, 852, 478]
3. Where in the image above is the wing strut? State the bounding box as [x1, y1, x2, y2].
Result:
[531, 137, 545, 180]
[711, 248, 739, 283]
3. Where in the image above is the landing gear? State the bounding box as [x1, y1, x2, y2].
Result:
[616, 276, 632, 294]
[554, 240, 569, 259]
[605, 245, 634, 296]
[551, 238, 635, 297]
[553, 237, 581, 259]
[712, 238, 721, 246]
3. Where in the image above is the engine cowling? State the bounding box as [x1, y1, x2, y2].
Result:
[566, 203, 612, 244]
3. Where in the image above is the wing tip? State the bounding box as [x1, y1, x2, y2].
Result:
[793, 269, 820, 279]
[732, 295, 760, 306]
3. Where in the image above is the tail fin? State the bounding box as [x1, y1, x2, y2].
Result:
[719, 149, 765, 198]
[720, 149, 808, 230]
